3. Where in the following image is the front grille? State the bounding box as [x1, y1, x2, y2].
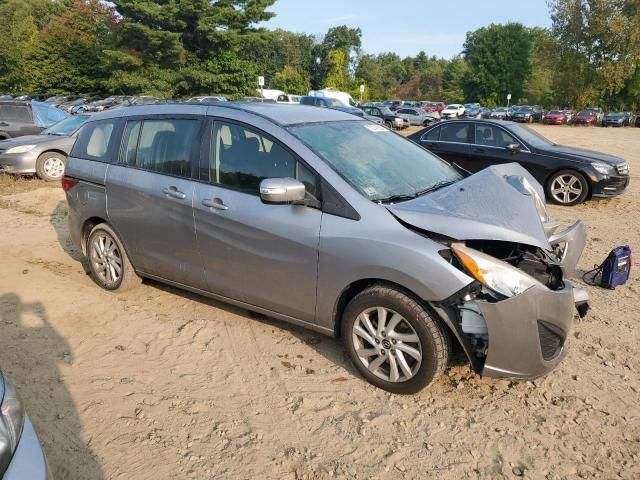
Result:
[616, 163, 629, 175]
[537, 320, 565, 361]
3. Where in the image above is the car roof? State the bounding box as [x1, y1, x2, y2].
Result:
[83, 102, 362, 126]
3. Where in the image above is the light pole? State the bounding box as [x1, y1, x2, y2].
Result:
[507, 93, 512, 108]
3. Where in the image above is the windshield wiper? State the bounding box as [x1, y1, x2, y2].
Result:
[415, 180, 457, 196]
[372, 194, 416, 204]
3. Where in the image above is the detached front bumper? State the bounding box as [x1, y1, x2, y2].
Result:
[479, 281, 577, 380]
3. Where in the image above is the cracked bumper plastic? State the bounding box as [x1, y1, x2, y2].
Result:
[479, 281, 577, 380]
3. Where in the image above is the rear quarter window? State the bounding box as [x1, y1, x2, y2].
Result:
[71, 119, 120, 162]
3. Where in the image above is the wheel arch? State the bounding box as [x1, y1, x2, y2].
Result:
[80, 216, 108, 256]
[38, 149, 68, 159]
[332, 278, 456, 341]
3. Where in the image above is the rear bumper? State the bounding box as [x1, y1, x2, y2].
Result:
[479, 281, 577, 380]
[0, 152, 38, 174]
[4, 417, 49, 480]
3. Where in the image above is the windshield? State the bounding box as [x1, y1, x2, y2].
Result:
[577, 111, 593, 116]
[506, 123, 553, 148]
[607, 112, 624, 117]
[446, 105, 460, 109]
[44, 96, 64, 104]
[548, 110, 563, 115]
[289, 121, 461, 202]
[42, 114, 89, 135]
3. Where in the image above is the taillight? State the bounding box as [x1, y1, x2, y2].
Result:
[61, 175, 79, 192]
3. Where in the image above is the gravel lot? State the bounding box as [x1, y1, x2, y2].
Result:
[0, 124, 638, 479]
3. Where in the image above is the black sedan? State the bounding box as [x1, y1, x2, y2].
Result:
[408, 119, 630, 206]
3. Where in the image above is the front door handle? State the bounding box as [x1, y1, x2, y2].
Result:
[202, 198, 228, 210]
[162, 186, 186, 199]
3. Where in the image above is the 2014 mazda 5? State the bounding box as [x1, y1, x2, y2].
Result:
[63, 103, 590, 394]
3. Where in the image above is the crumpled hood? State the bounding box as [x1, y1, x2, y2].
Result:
[387, 163, 551, 249]
[537, 144, 625, 166]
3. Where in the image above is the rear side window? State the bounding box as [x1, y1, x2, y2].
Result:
[300, 97, 314, 106]
[440, 123, 473, 143]
[119, 118, 199, 178]
[72, 120, 118, 162]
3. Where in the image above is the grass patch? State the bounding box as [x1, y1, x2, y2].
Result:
[0, 174, 55, 196]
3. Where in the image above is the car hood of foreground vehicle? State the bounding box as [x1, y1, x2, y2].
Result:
[387, 163, 551, 250]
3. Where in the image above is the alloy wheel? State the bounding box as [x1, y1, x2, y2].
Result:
[90, 232, 123, 287]
[352, 307, 422, 382]
[550, 174, 583, 204]
[42, 156, 65, 179]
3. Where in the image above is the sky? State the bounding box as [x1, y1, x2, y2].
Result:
[263, 0, 552, 59]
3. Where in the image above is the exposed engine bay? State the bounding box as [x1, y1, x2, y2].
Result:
[438, 240, 568, 365]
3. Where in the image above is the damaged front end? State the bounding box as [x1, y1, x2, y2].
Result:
[386, 163, 591, 380]
[434, 240, 589, 379]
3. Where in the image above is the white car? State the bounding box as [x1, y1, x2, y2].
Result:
[276, 94, 302, 104]
[441, 104, 465, 119]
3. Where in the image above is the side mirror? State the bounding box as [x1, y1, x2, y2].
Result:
[260, 178, 306, 204]
[506, 143, 521, 154]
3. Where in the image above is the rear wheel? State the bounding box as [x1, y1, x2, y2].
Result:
[35, 152, 66, 181]
[547, 170, 589, 206]
[342, 285, 449, 394]
[87, 223, 141, 291]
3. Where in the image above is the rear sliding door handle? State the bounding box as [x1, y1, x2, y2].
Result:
[202, 198, 228, 210]
[162, 186, 186, 199]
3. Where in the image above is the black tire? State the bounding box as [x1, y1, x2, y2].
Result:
[546, 170, 589, 206]
[341, 284, 450, 394]
[87, 223, 141, 291]
[385, 120, 393, 129]
[35, 152, 67, 181]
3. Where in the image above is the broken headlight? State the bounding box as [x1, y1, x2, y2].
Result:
[452, 244, 544, 297]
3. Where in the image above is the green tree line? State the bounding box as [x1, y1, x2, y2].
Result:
[0, 0, 638, 109]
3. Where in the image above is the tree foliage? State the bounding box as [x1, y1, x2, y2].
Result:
[549, 0, 640, 107]
[462, 23, 532, 106]
[0, 0, 637, 109]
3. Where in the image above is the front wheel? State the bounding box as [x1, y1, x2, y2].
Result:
[342, 285, 450, 394]
[87, 223, 141, 291]
[547, 170, 589, 206]
[385, 120, 393, 129]
[36, 152, 66, 181]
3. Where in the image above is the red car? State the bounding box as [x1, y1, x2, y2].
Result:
[571, 110, 597, 125]
[419, 102, 445, 113]
[543, 110, 569, 125]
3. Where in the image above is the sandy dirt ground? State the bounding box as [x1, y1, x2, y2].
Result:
[0, 124, 638, 480]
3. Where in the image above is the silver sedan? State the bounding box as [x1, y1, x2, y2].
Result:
[0, 114, 91, 181]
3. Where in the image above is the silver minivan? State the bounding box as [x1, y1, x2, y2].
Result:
[63, 103, 589, 394]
